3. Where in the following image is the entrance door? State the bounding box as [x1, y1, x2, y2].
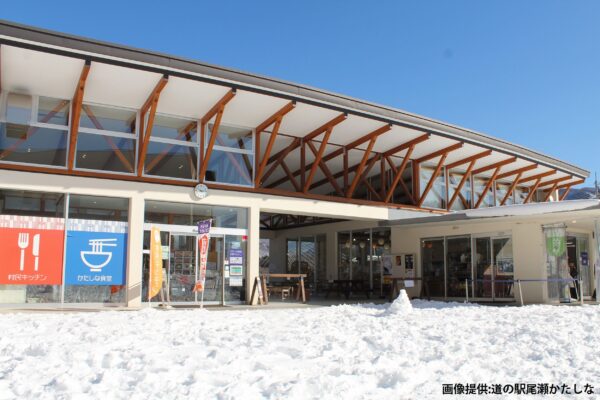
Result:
[201, 235, 224, 304]
[567, 235, 592, 299]
[473, 236, 514, 300]
[168, 234, 197, 302]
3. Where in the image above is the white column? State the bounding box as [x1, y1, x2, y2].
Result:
[246, 205, 260, 305]
[126, 194, 145, 308]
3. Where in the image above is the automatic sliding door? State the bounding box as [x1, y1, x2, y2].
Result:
[422, 238, 445, 297]
[203, 236, 224, 304]
[445, 236, 471, 298]
[492, 237, 514, 298]
[168, 234, 197, 302]
[474, 238, 492, 299]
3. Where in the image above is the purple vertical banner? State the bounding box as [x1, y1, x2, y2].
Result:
[194, 219, 212, 294]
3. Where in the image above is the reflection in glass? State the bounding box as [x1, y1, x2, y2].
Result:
[473, 177, 494, 208]
[0, 123, 67, 166]
[448, 170, 472, 210]
[152, 115, 197, 141]
[420, 165, 446, 209]
[145, 142, 198, 180]
[80, 104, 136, 134]
[75, 132, 135, 173]
[495, 182, 513, 206]
[446, 236, 471, 297]
[422, 238, 445, 297]
[144, 200, 247, 229]
[205, 149, 253, 186]
[338, 232, 351, 280]
[208, 123, 253, 150]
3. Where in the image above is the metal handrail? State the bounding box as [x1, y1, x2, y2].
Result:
[463, 277, 583, 306]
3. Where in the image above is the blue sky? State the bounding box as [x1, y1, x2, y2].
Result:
[3, 1, 599, 186]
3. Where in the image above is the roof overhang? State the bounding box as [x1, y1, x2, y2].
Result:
[0, 19, 589, 197]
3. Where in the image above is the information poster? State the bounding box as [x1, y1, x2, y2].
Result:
[65, 230, 127, 285]
[0, 216, 65, 285]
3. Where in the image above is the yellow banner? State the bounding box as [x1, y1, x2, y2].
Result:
[149, 226, 163, 300]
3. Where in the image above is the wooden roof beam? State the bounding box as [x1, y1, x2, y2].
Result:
[198, 89, 237, 181]
[474, 166, 502, 208]
[302, 113, 347, 142]
[137, 75, 169, 176]
[383, 134, 431, 158]
[518, 169, 557, 184]
[67, 60, 91, 170]
[537, 175, 573, 188]
[446, 150, 492, 170]
[496, 164, 538, 180]
[471, 156, 517, 176]
[254, 101, 296, 187]
[415, 142, 463, 164]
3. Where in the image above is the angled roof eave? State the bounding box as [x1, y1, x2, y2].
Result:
[0, 19, 589, 179]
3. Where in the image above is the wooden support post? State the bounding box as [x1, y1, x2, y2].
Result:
[67, 61, 91, 170]
[197, 89, 237, 181]
[347, 136, 377, 197]
[385, 145, 416, 203]
[417, 153, 448, 207]
[447, 159, 476, 210]
[304, 127, 333, 192]
[137, 75, 169, 176]
[474, 166, 501, 208]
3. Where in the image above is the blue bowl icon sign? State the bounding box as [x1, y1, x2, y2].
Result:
[80, 238, 117, 272]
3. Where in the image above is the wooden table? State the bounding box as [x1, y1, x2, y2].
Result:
[387, 277, 430, 301]
[261, 273, 308, 304]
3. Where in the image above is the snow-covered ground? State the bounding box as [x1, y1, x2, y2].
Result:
[1, 293, 599, 399]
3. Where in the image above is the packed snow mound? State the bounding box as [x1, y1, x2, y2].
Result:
[386, 289, 413, 314]
[1, 302, 600, 398]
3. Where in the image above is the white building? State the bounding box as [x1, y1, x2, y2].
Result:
[0, 20, 596, 308]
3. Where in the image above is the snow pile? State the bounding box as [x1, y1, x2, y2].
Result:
[0, 302, 599, 399]
[385, 289, 412, 315]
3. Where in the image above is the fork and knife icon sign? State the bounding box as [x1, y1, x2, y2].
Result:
[17, 232, 41, 272]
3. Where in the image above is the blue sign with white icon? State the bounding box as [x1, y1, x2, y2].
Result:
[65, 231, 127, 285]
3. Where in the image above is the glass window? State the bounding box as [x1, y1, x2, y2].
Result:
[63, 194, 129, 304]
[75, 132, 136, 173]
[206, 149, 253, 186]
[337, 232, 351, 280]
[209, 124, 253, 151]
[144, 200, 247, 229]
[152, 115, 197, 142]
[0, 189, 66, 305]
[6, 93, 32, 124]
[495, 182, 513, 206]
[473, 177, 494, 208]
[0, 93, 69, 167]
[38, 97, 70, 126]
[143, 114, 198, 180]
[204, 123, 254, 186]
[76, 104, 137, 174]
[514, 187, 527, 204]
[80, 104, 136, 134]
[419, 165, 446, 209]
[447, 170, 472, 210]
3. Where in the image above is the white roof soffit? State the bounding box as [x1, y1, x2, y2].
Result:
[0, 19, 589, 182]
[381, 199, 600, 226]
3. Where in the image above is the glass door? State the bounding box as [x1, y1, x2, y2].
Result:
[168, 234, 197, 303]
[492, 237, 514, 299]
[474, 237, 493, 299]
[421, 238, 445, 297]
[202, 235, 224, 304]
[473, 236, 514, 300]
